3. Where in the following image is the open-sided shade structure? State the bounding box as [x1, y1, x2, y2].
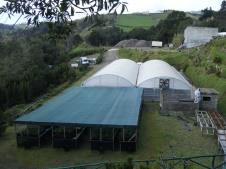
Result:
[15, 87, 143, 127]
[82, 59, 139, 87]
[137, 60, 192, 90]
[15, 87, 143, 151]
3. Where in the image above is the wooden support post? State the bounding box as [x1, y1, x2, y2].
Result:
[90, 128, 92, 140]
[112, 128, 115, 151]
[100, 128, 102, 141]
[123, 128, 125, 142]
[64, 127, 66, 138]
[14, 124, 17, 134]
[38, 126, 40, 147]
[26, 125, 29, 136]
[52, 126, 54, 147]
[212, 156, 215, 168]
[135, 129, 138, 150]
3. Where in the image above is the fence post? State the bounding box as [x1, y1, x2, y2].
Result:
[211, 156, 215, 169]
[183, 160, 188, 169]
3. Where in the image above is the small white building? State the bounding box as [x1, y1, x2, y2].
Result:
[82, 59, 139, 87]
[218, 32, 226, 37]
[184, 26, 218, 48]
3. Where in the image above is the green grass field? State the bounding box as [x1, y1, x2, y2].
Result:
[116, 13, 167, 32]
[0, 103, 218, 169]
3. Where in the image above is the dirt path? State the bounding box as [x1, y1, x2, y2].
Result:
[93, 48, 119, 72]
[74, 48, 119, 86]
[88, 48, 118, 72]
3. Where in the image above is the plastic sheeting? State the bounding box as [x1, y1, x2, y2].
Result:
[82, 59, 139, 87]
[137, 60, 192, 90]
[15, 87, 143, 127]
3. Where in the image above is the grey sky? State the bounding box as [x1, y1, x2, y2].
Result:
[0, 0, 223, 24]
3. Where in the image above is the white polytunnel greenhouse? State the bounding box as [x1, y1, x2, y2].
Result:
[137, 60, 193, 101]
[137, 60, 192, 90]
[82, 59, 139, 87]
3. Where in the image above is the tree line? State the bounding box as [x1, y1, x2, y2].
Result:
[197, 1, 226, 31]
[86, 1, 226, 47]
[86, 11, 193, 46]
[0, 26, 87, 135]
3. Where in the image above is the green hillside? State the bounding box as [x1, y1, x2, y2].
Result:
[119, 37, 226, 115]
[116, 13, 168, 31]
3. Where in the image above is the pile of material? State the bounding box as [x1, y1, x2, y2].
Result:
[115, 39, 151, 48]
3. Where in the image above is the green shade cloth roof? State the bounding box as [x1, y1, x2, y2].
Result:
[15, 87, 143, 127]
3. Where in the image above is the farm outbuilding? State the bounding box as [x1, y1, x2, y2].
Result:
[184, 26, 218, 48]
[82, 59, 139, 87]
[137, 60, 192, 101]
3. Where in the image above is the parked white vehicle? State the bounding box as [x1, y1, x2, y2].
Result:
[80, 57, 89, 65]
[71, 63, 79, 68]
[88, 58, 97, 65]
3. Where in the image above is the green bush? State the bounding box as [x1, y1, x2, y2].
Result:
[221, 68, 226, 79]
[172, 33, 184, 48]
[0, 111, 7, 136]
[213, 56, 222, 64]
[123, 158, 133, 169]
[96, 51, 104, 64]
[68, 47, 104, 59]
[206, 64, 216, 74]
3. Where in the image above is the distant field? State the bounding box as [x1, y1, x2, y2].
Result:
[116, 13, 167, 31]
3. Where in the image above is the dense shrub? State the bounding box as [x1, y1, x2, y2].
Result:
[87, 27, 126, 46]
[172, 33, 184, 48]
[96, 51, 104, 64]
[220, 68, 226, 79]
[68, 47, 105, 59]
[213, 56, 223, 64]
[0, 111, 7, 136]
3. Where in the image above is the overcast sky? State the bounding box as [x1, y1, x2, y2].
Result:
[0, 0, 223, 24]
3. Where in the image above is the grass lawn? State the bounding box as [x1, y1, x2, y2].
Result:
[116, 14, 167, 32]
[0, 103, 218, 169]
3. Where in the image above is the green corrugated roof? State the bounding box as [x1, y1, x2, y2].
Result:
[15, 87, 143, 127]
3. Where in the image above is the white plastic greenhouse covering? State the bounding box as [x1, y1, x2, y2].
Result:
[82, 59, 139, 87]
[137, 60, 192, 90]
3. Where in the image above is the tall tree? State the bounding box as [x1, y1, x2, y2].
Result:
[221, 0, 226, 11]
[199, 8, 214, 21]
[0, 0, 127, 26]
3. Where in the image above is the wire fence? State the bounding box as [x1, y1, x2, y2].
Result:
[51, 154, 226, 169]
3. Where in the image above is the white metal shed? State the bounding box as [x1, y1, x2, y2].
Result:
[82, 59, 139, 87]
[137, 60, 192, 90]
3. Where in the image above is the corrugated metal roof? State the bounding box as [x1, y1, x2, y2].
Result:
[15, 87, 143, 127]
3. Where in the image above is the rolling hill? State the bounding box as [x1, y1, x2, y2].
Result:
[116, 13, 168, 31]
